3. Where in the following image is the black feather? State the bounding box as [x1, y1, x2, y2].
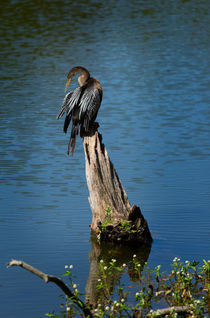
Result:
[63, 114, 72, 133]
[56, 67, 103, 156]
[67, 124, 78, 155]
[56, 92, 73, 120]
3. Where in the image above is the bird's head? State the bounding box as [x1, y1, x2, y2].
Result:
[65, 66, 90, 91]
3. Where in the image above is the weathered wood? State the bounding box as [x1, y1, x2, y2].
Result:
[83, 129, 152, 245]
[84, 130, 130, 229]
[145, 305, 191, 317]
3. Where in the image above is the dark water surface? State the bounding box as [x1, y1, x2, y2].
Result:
[0, 1, 210, 317]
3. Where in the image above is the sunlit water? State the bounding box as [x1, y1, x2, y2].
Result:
[0, 1, 210, 317]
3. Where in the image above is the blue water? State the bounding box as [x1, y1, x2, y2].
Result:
[0, 1, 210, 317]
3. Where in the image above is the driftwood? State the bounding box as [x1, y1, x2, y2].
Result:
[83, 129, 152, 245]
[145, 305, 191, 317]
[7, 259, 93, 318]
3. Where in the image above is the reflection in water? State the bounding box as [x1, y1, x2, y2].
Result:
[85, 235, 151, 308]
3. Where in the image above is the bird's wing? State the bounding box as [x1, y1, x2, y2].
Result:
[56, 92, 72, 119]
[56, 87, 83, 120]
[79, 87, 102, 121]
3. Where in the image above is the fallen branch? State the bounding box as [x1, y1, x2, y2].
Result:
[146, 305, 191, 317]
[7, 259, 194, 317]
[7, 259, 92, 318]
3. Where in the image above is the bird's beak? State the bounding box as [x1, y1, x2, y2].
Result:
[64, 78, 71, 92]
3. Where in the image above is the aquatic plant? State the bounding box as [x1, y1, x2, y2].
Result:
[46, 258, 209, 318]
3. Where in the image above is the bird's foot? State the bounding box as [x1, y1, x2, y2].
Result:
[91, 121, 99, 130]
[81, 122, 100, 137]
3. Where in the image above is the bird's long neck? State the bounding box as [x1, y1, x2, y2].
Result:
[77, 67, 90, 86]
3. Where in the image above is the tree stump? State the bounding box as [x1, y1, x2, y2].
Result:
[83, 129, 152, 245]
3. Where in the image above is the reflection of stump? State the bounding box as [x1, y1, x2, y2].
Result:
[85, 236, 151, 308]
[83, 129, 152, 245]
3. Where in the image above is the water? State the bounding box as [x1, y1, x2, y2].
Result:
[0, 0, 210, 317]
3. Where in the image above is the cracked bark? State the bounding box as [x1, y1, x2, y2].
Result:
[83, 129, 152, 245]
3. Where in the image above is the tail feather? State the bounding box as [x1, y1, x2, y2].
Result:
[67, 124, 78, 156]
[64, 114, 72, 133]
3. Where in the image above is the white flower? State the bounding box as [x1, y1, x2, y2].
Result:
[116, 302, 119, 307]
[104, 266, 107, 270]
[94, 309, 98, 312]
[173, 257, 177, 262]
[66, 307, 70, 311]
[100, 259, 104, 263]
[122, 263, 126, 268]
[69, 265, 73, 269]
[112, 259, 116, 263]
[98, 278, 101, 282]
[65, 265, 68, 269]
[75, 289, 78, 293]
[105, 306, 109, 311]
[73, 284, 77, 289]
[133, 254, 136, 258]
[137, 263, 141, 267]
[136, 292, 140, 297]
[121, 298, 125, 303]
[185, 260, 189, 264]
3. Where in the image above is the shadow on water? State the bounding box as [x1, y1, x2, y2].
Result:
[85, 235, 151, 308]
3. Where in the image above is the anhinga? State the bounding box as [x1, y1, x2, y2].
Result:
[56, 66, 103, 155]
